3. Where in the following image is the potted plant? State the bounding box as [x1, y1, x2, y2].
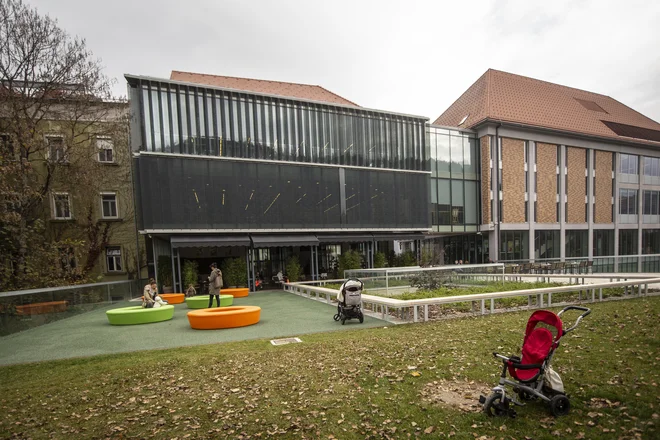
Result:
[220, 260, 235, 288]
[182, 260, 199, 289]
[338, 250, 361, 278]
[157, 255, 173, 293]
[233, 258, 248, 287]
[285, 256, 302, 282]
[374, 251, 387, 268]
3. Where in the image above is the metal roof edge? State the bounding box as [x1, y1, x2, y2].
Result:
[124, 74, 429, 121]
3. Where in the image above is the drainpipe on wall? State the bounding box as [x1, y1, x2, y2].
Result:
[495, 123, 502, 261]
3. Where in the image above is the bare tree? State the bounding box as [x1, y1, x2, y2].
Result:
[0, 0, 132, 290]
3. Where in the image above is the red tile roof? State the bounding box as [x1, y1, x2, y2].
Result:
[433, 69, 660, 146]
[170, 71, 359, 107]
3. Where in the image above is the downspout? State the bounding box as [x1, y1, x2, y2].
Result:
[495, 123, 502, 260]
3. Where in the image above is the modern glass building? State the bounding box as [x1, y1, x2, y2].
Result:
[425, 125, 487, 264]
[126, 74, 430, 289]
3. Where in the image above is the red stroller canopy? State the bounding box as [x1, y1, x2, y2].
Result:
[513, 310, 564, 381]
[525, 310, 563, 344]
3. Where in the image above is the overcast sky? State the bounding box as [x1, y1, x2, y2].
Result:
[28, 0, 660, 123]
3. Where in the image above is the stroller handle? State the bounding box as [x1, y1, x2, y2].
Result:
[559, 306, 591, 334]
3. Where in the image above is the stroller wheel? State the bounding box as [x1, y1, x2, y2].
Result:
[549, 395, 570, 416]
[333, 313, 340, 321]
[341, 317, 346, 325]
[359, 312, 364, 323]
[483, 393, 508, 417]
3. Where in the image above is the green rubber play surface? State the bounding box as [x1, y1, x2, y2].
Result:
[0, 290, 385, 365]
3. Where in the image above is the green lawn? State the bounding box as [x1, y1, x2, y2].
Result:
[1, 297, 658, 439]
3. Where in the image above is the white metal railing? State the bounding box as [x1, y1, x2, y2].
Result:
[283, 276, 659, 324]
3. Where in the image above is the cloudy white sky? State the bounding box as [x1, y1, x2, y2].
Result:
[28, 0, 660, 122]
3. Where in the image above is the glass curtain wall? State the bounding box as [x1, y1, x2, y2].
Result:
[499, 231, 528, 261]
[134, 79, 426, 171]
[593, 230, 614, 256]
[427, 126, 479, 233]
[565, 230, 588, 258]
[534, 230, 560, 260]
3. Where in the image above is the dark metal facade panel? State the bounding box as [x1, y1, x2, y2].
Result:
[372, 232, 426, 241]
[251, 235, 319, 247]
[136, 155, 429, 230]
[316, 234, 374, 243]
[170, 235, 251, 248]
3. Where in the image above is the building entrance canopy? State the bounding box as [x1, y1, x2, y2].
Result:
[250, 234, 319, 248]
[170, 235, 251, 248]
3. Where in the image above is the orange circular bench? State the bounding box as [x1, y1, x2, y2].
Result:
[15, 301, 68, 315]
[187, 306, 261, 330]
[140, 293, 185, 304]
[159, 293, 185, 304]
[221, 288, 249, 298]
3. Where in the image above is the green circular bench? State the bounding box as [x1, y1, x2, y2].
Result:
[106, 305, 174, 325]
[185, 295, 233, 309]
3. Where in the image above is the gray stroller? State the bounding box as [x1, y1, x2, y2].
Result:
[333, 278, 364, 324]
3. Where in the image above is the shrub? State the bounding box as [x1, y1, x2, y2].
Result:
[338, 250, 362, 278]
[396, 251, 417, 267]
[182, 260, 199, 288]
[233, 258, 248, 287]
[374, 252, 387, 268]
[222, 258, 247, 287]
[157, 255, 173, 287]
[285, 256, 302, 282]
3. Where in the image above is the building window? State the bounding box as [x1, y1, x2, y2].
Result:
[499, 230, 528, 261]
[101, 193, 119, 218]
[619, 154, 638, 174]
[52, 193, 72, 219]
[642, 230, 660, 254]
[619, 188, 638, 215]
[565, 230, 588, 258]
[643, 190, 660, 215]
[593, 230, 614, 256]
[618, 230, 638, 256]
[534, 230, 560, 260]
[106, 246, 123, 272]
[47, 136, 67, 162]
[97, 137, 114, 163]
[643, 157, 660, 177]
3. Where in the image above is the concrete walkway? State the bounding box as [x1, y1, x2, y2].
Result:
[0, 290, 386, 366]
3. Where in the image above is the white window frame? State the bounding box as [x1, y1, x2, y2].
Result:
[46, 135, 68, 163]
[100, 192, 119, 219]
[96, 136, 114, 163]
[105, 246, 123, 272]
[52, 192, 73, 220]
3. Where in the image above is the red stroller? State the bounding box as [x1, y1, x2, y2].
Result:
[480, 306, 591, 418]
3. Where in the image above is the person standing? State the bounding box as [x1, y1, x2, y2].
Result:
[208, 263, 223, 308]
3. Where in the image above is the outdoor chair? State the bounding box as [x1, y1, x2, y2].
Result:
[557, 262, 566, 274]
[586, 260, 593, 274]
[521, 263, 531, 274]
[548, 262, 559, 274]
[578, 260, 587, 274]
[531, 263, 541, 274]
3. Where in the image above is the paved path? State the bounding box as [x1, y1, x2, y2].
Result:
[0, 290, 385, 366]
